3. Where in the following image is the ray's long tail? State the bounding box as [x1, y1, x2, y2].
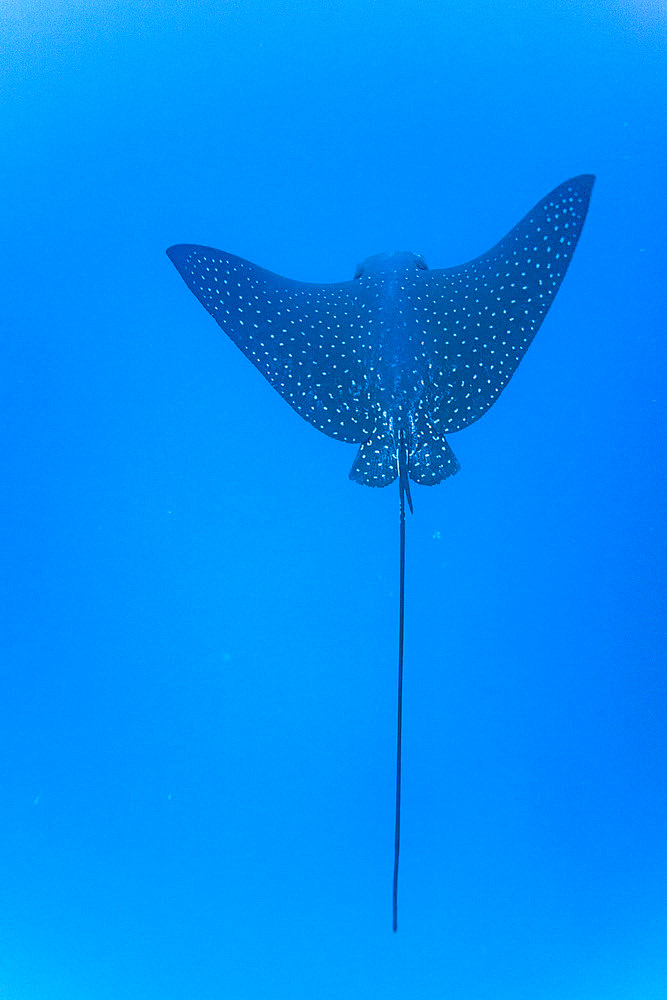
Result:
[393, 432, 412, 932]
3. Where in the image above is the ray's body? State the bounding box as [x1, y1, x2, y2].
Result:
[167, 175, 594, 930]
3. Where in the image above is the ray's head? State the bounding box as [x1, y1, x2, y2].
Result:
[354, 251, 428, 279]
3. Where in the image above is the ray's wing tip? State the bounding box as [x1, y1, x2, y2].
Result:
[564, 173, 596, 198]
[166, 244, 193, 266]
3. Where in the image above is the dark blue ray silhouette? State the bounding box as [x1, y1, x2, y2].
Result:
[167, 174, 594, 930]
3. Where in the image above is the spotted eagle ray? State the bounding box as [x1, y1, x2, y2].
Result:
[167, 174, 594, 930]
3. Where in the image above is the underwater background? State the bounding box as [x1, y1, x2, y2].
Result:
[2, 1, 665, 997]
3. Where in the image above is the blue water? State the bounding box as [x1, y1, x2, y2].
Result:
[2, 2, 665, 997]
